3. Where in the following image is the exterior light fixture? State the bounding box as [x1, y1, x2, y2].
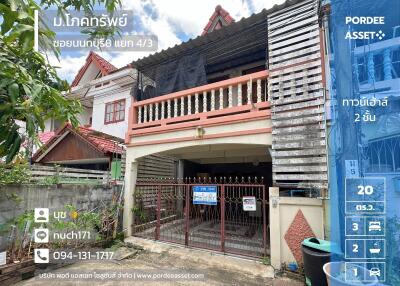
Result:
[196, 126, 205, 138]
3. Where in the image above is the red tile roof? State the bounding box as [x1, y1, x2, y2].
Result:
[32, 124, 123, 162]
[202, 5, 235, 36]
[38, 131, 55, 144]
[77, 126, 124, 154]
[22, 131, 55, 149]
[71, 51, 117, 87]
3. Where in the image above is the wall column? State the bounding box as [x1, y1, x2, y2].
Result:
[123, 160, 138, 237]
[269, 187, 281, 270]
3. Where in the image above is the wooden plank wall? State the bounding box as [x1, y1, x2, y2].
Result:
[30, 165, 110, 184]
[268, 0, 327, 190]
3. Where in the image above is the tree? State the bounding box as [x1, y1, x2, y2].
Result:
[0, 0, 121, 163]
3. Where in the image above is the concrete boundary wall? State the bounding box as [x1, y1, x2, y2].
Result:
[269, 187, 324, 269]
[0, 184, 113, 229]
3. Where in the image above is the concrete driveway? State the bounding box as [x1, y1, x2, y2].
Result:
[16, 237, 303, 286]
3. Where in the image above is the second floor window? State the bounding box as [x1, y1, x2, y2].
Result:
[105, 99, 125, 124]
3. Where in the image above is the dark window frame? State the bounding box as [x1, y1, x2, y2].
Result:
[104, 99, 126, 124]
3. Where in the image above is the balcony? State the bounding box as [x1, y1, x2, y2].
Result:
[126, 70, 270, 140]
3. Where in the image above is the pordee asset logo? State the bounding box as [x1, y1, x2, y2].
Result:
[344, 16, 386, 40]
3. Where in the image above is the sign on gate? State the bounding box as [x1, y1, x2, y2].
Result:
[193, 186, 217, 205]
[243, 196, 256, 211]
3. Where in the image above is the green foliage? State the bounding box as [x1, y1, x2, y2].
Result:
[261, 256, 270, 265]
[0, 163, 30, 185]
[0, 0, 121, 162]
[14, 210, 35, 229]
[0, 210, 37, 238]
[131, 206, 147, 222]
[40, 174, 60, 185]
[51, 204, 102, 231]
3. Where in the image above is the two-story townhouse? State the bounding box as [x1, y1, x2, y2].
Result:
[123, 0, 329, 269]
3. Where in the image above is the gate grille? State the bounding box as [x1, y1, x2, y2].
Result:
[132, 177, 269, 258]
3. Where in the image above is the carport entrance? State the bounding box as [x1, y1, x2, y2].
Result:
[132, 178, 268, 258]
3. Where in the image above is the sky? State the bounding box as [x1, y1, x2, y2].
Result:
[50, 0, 286, 83]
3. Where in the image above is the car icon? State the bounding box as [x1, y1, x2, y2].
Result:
[369, 267, 381, 277]
[368, 221, 382, 232]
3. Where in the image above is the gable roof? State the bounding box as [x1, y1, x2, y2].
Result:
[33, 124, 123, 162]
[132, 0, 309, 72]
[202, 5, 235, 35]
[71, 51, 117, 87]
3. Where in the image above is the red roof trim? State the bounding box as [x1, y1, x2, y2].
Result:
[202, 5, 235, 36]
[71, 51, 117, 87]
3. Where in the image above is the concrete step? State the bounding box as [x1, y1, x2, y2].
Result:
[125, 236, 275, 280]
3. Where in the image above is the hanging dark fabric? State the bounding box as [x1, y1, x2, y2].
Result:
[135, 53, 207, 101]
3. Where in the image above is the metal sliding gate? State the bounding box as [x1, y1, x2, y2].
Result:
[132, 178, 268, 258]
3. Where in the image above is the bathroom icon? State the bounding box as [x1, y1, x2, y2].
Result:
[369, 242, 381, 254]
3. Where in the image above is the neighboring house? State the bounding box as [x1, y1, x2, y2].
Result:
[34, 51, 175, 178]
[352, 25, 400, 217]
[43, 51, 135, 140]
[32, 51, 133, 173]
[123, 0, 328, 270]
[32, 123, 123, 171]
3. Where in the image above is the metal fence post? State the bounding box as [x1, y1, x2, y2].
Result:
[220, 185, 225, 252]
[185, 185, 190, 246]
[262, 186, 267, 256]
[156, 185, 161, 240]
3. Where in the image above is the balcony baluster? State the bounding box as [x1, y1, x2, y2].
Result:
[228, 85, 233, 108]
[174, 98, 178, 118]
[138, 106, 142, 124]
[238, 84, 242, 106]
[188, 95, 192, 115]
[247, 80, 252, 104]
[195, 93, 199, 114]
[167, 99, 171, 119]
[383, 49, 393, 80]
[211, 89, 215, 111]
[180, 97, 185, 116]
[219, 88, 223, 110]
[203, 91, 207, 113]
[149, 103, 153, 122]
[257, 79, 262, 103]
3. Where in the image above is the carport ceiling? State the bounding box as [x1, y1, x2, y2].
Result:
[160, 144, 271, 164]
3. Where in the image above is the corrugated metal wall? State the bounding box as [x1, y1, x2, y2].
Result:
[120, 152, 176, 180]
[267, 0, 328, 190]
[137, 154, 177, 179]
